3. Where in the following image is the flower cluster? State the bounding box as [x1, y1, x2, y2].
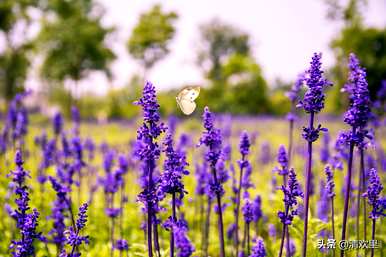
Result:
[297, 53, 332, 113]
[278, 168, 303, 225]
[199, 107, 223, 167]
[173, 224, 195, 257]
[8, 151, 42, 257]
[249, 238, 266, 257]
[159, 133, 189, 199]
[324, 166, 335, 198]
[242, 196, 254, 224]
[273, 145, 288, 176]
[363, 168, 385, 219]
[343, 53, 372, 129]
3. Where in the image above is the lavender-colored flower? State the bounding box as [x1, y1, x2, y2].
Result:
[268, 224, 276, 238]
[159, 133, 189, 199]
[278, 169, 304, 225]
[259, 141, 271, 165]
[103, 149, 115, 173]
[274, 145, 288, 176]
[115, 239, 129, 251]
[239, 130, 251, 156]
[242, 197, 254, 224]
[249, 238, 266, 257]
[135, 82, 166, 257]
[84, 138, 95, 161]
[297, 53, 332, 114]
[343, 53, 372, 129]
[363, 168, 384, 219]
[325, 166, 335, 198]
[199, 107, 222, 167]
[49, 176, 70, 248]
[319, 131, 330, 164]
[286, 72, 305, 121]
[8, 151, 42, 257]
[174, 225, 195, 257]
[317, 180, 329, 222]
[252, 195, 262, 223]
[105, 207, 121, 218]
[53, 112, 63, 136]
[71, 106, 80, 126]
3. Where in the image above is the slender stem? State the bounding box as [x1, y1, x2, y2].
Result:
[288, 119, 294, 168]
[279, 205, 290, 257]
[170, 193, 176, 257]
[235, 155, 245, 257]
[302, 111, 315, 257]
[360, 149, 367, 241]
[356, 159, 362, 257]
[111, 217, 115, 257]
[212, 166, 226, 257]
[153, 219, 161, 257]
[147, 162, 153, 257]
[370, 219, 375, 257]
[331, 197, 335, 257]
[340, 127, 356, 257]
[202, 197, 212, 257]
[283, 175, 290, 257]
[246, 222, 250, 256]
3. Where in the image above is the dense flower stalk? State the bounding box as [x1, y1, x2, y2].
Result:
[363, 168, 384, 257]
[235, 131, 251, 256]
[278, 168, 303, 257]
[135, 81, 166, 257]
[60, 203, 89, 257]
[8, 150, 42, 257]
[249, 238, 266, 257]
[198, 106, 226, 257]
[160, 133, 189, 257]
[298, 53, 331, 257]
[340, 54, 372, 257]
[324, 166, 336, 241]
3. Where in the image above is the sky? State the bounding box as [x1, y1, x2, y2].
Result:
[27, 0, 386, 94]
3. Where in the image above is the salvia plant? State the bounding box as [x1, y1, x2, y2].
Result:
[297, 52, 331, 257]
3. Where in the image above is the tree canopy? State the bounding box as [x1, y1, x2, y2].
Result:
[127, 4, 178, 72]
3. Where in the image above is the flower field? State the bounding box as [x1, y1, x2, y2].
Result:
[0, 54, 385, 257]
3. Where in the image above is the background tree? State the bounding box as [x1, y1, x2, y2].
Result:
[127, 4, 178, 77]
[324, 0, 386, 112]
[197, 19, 250, 82]
[38, 0, 115, 109]
[0, 0, 39, 104]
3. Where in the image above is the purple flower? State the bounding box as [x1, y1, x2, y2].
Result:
[49, 176, 70, 248]
[159, 133, 189, 199]
[259, 141, 271, 165]
[53, 112, 63, 136]
[297, 53, 332, 114]
[343, 53, 372, 129]
[320, 131, 330, 164]
[325, 166, 335, 198]
[249, 238, 266, 257]
[274, 145, 288, 176]
[239, 130, 251, 156]
[105, 207, 121, 218]
[242, 197, 254, 224]
[277, 168, 303, 225]
[8, 151, 42, 257]
[76, 203, 88, 230]
[199, 107, 222, 167]
[252, 195, 262, 223]
[173, 225, 195, 257]
[114, 239, 129, 251]
[363, 168, 384, 219]
[286, 72, 305, 121]
[317, 180, 329, 222]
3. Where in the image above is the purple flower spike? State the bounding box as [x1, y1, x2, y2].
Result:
[249, 238, 266, 257]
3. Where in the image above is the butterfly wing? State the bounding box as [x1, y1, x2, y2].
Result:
[177, 98, 196, 115]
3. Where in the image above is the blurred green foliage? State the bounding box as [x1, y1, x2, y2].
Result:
[38, 0, 115, 86]
[127, 4, 178, 73]
[0, 0, 38, 102]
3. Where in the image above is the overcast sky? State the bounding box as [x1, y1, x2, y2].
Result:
[27, 0, 386, 94]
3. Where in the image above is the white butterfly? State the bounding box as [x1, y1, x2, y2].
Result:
[176, 86, 201, 115]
